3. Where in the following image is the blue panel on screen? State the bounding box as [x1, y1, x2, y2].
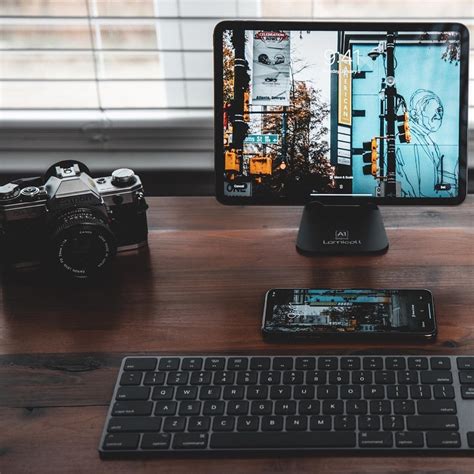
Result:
[352, 44, 460, 198]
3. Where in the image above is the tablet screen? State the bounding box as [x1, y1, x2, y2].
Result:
[215, 22, 468, 204]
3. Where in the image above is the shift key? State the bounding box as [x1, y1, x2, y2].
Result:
[407, 415, 458, 431]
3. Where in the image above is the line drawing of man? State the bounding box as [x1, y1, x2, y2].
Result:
[396, 88, 458, 197]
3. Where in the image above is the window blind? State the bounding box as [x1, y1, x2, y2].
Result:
[0, 0, 472, 163]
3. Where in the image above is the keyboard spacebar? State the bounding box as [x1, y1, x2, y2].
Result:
[210, 432, 356, 449]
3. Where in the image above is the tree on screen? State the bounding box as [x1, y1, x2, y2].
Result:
[222, 30, 235, 105]
[259, 81, 334, 198]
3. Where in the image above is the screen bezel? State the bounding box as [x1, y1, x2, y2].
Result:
[214, 20, 469, 206]
[262, 288, 436, 339]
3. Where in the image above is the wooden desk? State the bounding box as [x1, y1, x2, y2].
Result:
[1, 196, 473, 473]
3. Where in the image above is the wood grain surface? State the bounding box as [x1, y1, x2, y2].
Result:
[1, 196, 473, 473]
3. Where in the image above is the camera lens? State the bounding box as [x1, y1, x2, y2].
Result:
[48, 208, 116, 279]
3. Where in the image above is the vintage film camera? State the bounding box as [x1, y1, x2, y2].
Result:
[0, 161, 148, 279]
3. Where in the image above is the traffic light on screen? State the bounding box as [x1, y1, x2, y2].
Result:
[398, 112, 411, 143]
[362, 138, 378, 176]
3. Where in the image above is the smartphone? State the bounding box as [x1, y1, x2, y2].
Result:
[262, 289, 436, 341]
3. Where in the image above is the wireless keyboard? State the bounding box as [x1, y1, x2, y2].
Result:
[99, 355, 474, 457]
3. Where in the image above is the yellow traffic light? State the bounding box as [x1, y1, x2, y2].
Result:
[225, 150, 240, 173]
[362, 138, 378, 177]
[398, 111, 411, 143]
[243, 91, 250, 122]
[249, 156, 272, 176]
[371, 138, 378, 175]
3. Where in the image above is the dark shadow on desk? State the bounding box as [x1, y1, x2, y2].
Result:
[0, 247, 155, 353]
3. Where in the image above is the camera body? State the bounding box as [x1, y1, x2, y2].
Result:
[0, 161, 148, 278]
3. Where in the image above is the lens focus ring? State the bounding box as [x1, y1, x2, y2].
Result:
[48, 207, 116, 278]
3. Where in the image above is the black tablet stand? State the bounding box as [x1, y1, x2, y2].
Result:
[296, 202, 389, 255]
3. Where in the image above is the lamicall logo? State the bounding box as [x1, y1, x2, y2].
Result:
[323, 229, 362, 246]
[335, 230, 349, 240]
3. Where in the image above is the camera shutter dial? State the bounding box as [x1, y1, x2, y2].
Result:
[112, 168, 136, 187]
[20, 186, 40, 201]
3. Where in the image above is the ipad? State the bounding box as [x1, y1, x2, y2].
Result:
[214, 21, 469, 205]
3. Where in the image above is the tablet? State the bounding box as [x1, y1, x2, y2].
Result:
[214, 21, 469, 205]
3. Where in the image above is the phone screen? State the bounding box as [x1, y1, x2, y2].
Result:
[263, 289, 435, 338]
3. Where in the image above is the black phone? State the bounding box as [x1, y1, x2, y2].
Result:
[262, 288, 436, 341]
